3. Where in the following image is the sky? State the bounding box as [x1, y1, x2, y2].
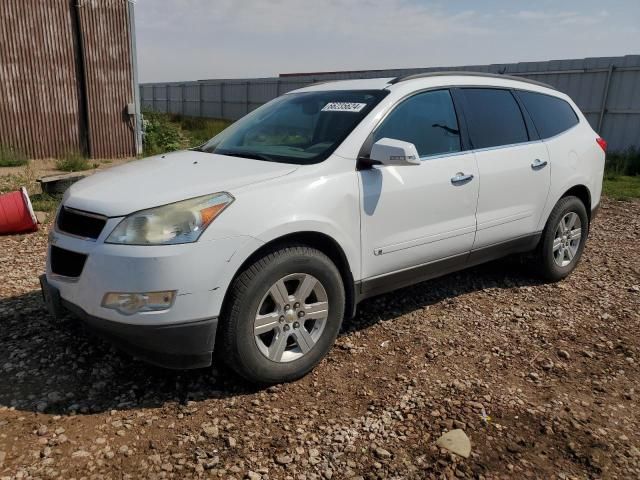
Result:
[134, 0, 640, 83]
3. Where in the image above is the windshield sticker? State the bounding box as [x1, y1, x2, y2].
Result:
[321, 102, 367, 113]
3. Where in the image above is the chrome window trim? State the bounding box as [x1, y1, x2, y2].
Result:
[359, 83, 581, 159]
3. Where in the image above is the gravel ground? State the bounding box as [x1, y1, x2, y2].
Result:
[0, 198, 639, 479]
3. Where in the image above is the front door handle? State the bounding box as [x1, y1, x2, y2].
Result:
[531, 158, 548, 170]
[451, 172, 474, 185]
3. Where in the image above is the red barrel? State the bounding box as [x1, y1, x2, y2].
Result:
[0, 187, 38, 235]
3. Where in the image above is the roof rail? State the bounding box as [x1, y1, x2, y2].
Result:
[388, 71, 556, 90]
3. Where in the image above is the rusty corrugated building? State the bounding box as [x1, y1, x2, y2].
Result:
[0, 0, 141, 159]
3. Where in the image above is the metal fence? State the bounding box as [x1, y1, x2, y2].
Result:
[141, 55, 640, 152]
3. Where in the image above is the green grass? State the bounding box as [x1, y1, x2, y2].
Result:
[142, 110, 231, 157]
[602, 148, 640, 200]
[55, 151, 93, 172]
[603, 175, 640, 200]
[0, 163, 62, 216]
[605, 147, 640, 177]
[0, 145, 28, 167]
[30, 193, 61, 213]
[173, 115, 231, 147]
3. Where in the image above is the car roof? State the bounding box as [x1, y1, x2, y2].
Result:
[289, 77, 395, 92]
[289, 71, 557, 95]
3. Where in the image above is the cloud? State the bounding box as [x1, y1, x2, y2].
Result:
[134, 0, 639, 82]
[512, 9, 609, 26]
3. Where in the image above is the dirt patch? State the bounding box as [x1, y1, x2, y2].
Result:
[0, 199, 639, 479]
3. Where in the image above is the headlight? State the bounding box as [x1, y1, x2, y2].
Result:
[106, 192, 233, 245]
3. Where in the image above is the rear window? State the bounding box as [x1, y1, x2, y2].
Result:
[516, 91, 579, 139]
[460, 88, 529, 149]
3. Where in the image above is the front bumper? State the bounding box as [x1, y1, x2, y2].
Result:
[41, 275, 217, 369]
[46, 223, 260, 325]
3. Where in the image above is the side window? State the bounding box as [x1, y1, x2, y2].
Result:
[516, 90, 579, 139]
[373, 89, 461, 158]
[461, 88, 529, 149]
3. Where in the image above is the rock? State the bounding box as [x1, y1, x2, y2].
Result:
[374, 447, 392, 459]
[227, 436, 237, 448]
[246, 472, 261, 480]
[435, 429, 471, 458]
[0, 451, 5, 467]
[308, 448, 320, 458]
[528, 372, 540, 381]
[202, 424, 219, 438]
[37, 425, 48, 436]
[275, 453, 293, 465]
[34, 211, 48, 224]
[71, 450, 91, 458]
[203, 456, 220, 469]
[557, 349, 571, 360]
[540, 358, 554, 371]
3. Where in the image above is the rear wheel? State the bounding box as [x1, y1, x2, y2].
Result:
[219, 245, 345, 384]
[536, 196, 589, 281]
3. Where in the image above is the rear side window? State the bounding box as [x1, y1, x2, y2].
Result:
[460, 88, 529, 149]
[373, 89, 461, 158]
[516, 91, 579, 139]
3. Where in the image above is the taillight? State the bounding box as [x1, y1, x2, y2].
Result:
[596, 137, 607, 152]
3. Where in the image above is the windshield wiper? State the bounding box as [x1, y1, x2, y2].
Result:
[217, 151, 274, 162]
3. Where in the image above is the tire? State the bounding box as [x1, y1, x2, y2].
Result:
[219, 245, 345, 384]
[535, 195, 589, 281]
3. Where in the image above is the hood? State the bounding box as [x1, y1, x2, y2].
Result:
[64, 151, 298, 217]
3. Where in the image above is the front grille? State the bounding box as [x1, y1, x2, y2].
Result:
[57, 207, 106, 240]
[50, 246, 87, 278]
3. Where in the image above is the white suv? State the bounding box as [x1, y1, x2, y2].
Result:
[41, 72, 605, 383]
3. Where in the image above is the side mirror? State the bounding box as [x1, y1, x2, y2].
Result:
[369, 138, 421, 166]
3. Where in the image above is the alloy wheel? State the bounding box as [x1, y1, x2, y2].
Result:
[552, 212, 582, 267]
[253, 273, 329, 363]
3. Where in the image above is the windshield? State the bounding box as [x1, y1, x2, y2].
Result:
[200, 90, 388, 164]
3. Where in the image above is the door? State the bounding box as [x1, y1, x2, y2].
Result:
[359, 89, 479, 282]
[457, 88, 551, 249]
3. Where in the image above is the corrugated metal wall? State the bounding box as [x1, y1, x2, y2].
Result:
[141, 55, 640, 152]
[0, 0, 138, 159]
[0, 1, 84, 159]
[77, 0, 137, 159]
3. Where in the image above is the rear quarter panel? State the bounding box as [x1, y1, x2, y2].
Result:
[536, 105, 605, 231]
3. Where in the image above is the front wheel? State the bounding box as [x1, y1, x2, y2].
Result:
[219, 245, 345, 384]
[536, 195, 589, 281]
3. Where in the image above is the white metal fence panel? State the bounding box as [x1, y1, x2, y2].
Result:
[140, 55, 640, 151]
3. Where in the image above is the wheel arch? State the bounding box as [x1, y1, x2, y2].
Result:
[562, 184, 592, 218]
[220, 231, 358, 324]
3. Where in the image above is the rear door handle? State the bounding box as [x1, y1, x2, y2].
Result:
[451, 172, 474, 185]
[531, 159, 548, 170]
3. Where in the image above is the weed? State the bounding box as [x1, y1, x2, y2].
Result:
[605, 147, 640, 177]
[142, 110, 187, 156]
[55, 151, 92, 172]
[141, 110, 231, 156]
[0, 145, 29, 167]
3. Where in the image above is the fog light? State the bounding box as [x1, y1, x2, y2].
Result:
[102, 291, 176, 315]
